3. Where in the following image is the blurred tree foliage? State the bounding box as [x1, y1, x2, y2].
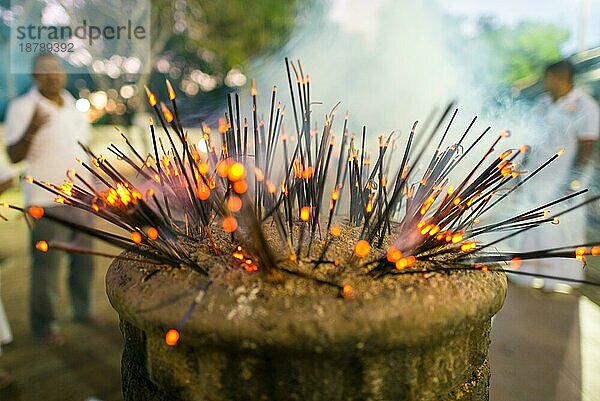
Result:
[477, 17, 570, 85]
[143, 0, 303, 125]
[151, 0, 300, 75]
[0, 0, 302, 121]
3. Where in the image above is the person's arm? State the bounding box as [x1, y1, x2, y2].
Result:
[572, 139, 596, 172]
[572, 98, 600, 173]
[7, 106, 49, 163]
[561, 98, 599, 193]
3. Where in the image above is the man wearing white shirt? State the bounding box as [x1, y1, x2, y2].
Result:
[4, 53, 94, 345]
[515, 60, 599, 292]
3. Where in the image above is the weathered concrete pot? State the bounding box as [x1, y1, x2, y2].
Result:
[106, 255, 506, 401]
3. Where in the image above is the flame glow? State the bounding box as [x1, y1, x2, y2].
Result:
[165, 329, 180, 346]
[36, 240, 49, 252]
[354, 240, 371, 258]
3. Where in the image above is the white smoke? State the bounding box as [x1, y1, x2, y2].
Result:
[250, 0, 529, 145]
[247, 0, 575, 227]
[247, 0, 545, 216]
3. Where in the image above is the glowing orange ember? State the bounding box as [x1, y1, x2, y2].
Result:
[330, 226, 341, 237]
[244, 259, 258, 272]
[498, 150, 512, 160]
[300, 206, 310, 222]
[429, 225, 441, 236]
[28, 206, 44, 219]
[218, 119, 231, 136]
[147, 227, 159, 240]
[161, 102, 174, 123]
[301, 166, 314, 180]
[387, 246, 403, 263]
[58, 180, 74, 197]
[130, 231, 142, 244]
[420, 224, 432, 235]
[196, 186, 211, 200]
[460, 242, 476, 252]
[396, 255, 416, 270]
[233, 246, 244, 260]
[144, 86, 157, 107]
[166, 79, 176, 100]
[341, 284, 353, 298]
[222, 216, 238, 232]
[103, 183, 141, 208]
[165, 329, 180, 346]
[510, 257, 522, 269]
[354, 240, 371, 258]
[228, 163, 245, 182]
[420, 195, 435, 215]
[233, 180, 248, 194]
[575, 247, 587, 261]
[451, 232, 463, 243]
[198, 162, 209, 175]
[227, 196, 242, 212]
[500, 165, 513, 177]
[476, 264, 489, 272]
[36, 240, 49, 252]
[592, 246, 600, 256]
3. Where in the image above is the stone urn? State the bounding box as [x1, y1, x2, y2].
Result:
[106, 254, 506, 401]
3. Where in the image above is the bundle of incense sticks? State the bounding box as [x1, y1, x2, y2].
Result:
[3, 59, 600, 345]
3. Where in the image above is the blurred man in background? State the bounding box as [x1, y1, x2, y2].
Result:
[515, 60, 599, 292]
[3, 53, 94, 346]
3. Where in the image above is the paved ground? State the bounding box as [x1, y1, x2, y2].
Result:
[0, 188, 122, 401]
[490, 284, 599, 401]
[0, 184, 599, 401]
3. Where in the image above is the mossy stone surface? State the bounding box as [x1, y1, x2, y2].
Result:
[106, 255, 506, 401]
